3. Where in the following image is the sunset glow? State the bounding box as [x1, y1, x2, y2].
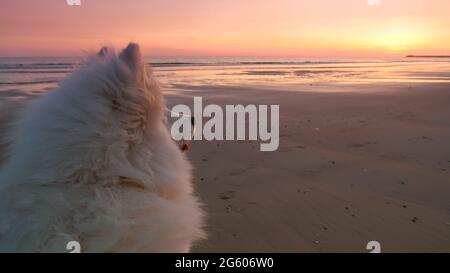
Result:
[1, 0, 449, 57]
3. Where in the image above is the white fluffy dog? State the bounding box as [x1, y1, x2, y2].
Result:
[0, 43, 204, 252]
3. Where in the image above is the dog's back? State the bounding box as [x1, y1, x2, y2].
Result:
[0, 43, 204, 252]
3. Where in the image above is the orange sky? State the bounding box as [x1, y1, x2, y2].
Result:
[1, 0, 450, 57]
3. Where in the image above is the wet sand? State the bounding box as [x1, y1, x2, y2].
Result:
[166, 82, 450, 253]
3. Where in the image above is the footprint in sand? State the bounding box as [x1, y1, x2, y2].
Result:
[228, 169, 247, 176]
[349, 141, 377, 148]
[220, 190, 235, 201]
[408, 136, 432, 141]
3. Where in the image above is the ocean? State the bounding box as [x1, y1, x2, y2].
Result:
[1, 56, 450, 102]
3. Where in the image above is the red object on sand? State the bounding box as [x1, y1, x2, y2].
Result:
[182, 143, 189, 152]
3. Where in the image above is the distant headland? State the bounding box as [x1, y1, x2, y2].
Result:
[406, 55, 450, 58]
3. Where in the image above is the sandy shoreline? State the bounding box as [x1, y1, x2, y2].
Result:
[168, 82, 450, 252]
[1, 81, 450, 252]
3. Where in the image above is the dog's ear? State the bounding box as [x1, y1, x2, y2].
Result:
[119, 43, 145, 85]
[98, 46, 109, 57]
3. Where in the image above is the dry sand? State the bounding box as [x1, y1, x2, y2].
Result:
[166, 82, 450, 253]
[1, 82, 450, 252]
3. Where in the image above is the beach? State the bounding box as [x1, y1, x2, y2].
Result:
[1, 59, 450, 252]
[182, 82, 450, 252]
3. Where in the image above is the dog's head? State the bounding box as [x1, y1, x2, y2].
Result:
[92, 43, 165, 145]
[2, 43, 192, 193]
[53, 43, 192, 189]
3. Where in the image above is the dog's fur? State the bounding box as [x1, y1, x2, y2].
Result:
[0, 43, 204, 252]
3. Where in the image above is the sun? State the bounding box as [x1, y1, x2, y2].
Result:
[377, 29, 420, 51]
[370, 22, 425, 52]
